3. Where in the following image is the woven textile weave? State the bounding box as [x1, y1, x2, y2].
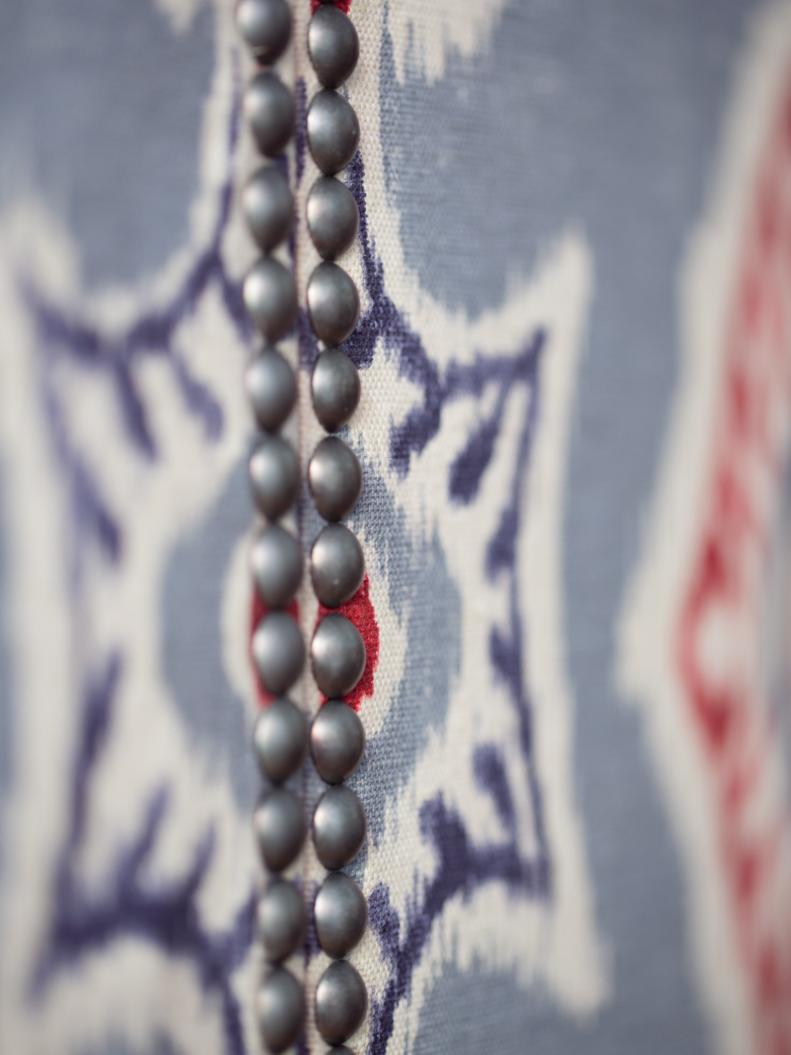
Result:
[1, 1, 791, 1052]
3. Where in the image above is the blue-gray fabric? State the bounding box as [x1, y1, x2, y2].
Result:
[0, 1, 785, 1053]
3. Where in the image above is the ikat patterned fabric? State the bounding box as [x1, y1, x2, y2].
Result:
[1, 1, 791, 1053]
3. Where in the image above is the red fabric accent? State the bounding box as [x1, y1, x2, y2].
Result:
[310, 0, 352, 13]
[249, 575, 377, 711]
[674, 70, 791, 1052]
[249, 589, 299, 708]
[316, 575, 379, 710]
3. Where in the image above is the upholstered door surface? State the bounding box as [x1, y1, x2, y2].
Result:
[1, 2, 790, 1053]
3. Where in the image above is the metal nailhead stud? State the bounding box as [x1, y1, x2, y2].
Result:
[253, 696, 307, 783]
[306, 176, 359, 260]
[314, 871, 367, 958]
[251, 523, 303, 608]
[236, 0, 292, 64]
[311, 613, 366, 698]
[314, 959, 368, 1045]
[243, 257, 298, 342]
[242, 165, 294, 252]
[257, 966, 305, 1054]
[310, 523, 364, 609]
[310, 698, 364, 784]
[311, 348, 360, 432]
[254, 787, 306, 872]
[245, 347, 296, 432]
[245, 71, 296, 157]
[258, 878, 306, 962]
[306, 90, 360, 175]
[307, 261, 360, 346]
[312, 784, 366, 870]
[249, 434, 300, 520]
[253, 611, 305, 694]
[308, 4, 360, 89]
[308, 436, 362, 522]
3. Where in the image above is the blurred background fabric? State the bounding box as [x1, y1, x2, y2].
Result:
[1, 1, 791, 1052]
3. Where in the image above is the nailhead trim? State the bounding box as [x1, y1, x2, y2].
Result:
[236, 2, 306, 1053]
[237, 2, 369, 1050]
[304, 3, 369, 1049]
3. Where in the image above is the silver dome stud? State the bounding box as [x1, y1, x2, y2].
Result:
[242, 165, 294, 252]
[310, 698, 364, 784]
[253, 612, 305, 695]
[243, 256, 298, 342]
[308, 5, 360, 89]
[257, 966, 305, 1053]
[245, 347, 296, 432]
[306, 90, 360, 175]
[307, 261, 360, 346]
[258, 878, 306, 962]
[254, 787, 306, 872]
[251, 523, 303, 608]
[311, 613, 366, 698]
[314, 959, 368, 1045]
[307, 176, 359, 260]
[311, 348, 360, 432]
[249, 434, 300, 520]
[253, 696, 307, 783]
[314, 871, 367, 958]
[308, 436, 361, 522]
[312, 784, 366, 870]
[310, 523, 364, 608]
[236, 0, 292, 64]
[245, 71, 295, 157]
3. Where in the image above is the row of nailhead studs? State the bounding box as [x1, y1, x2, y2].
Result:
[236, 2, 306, 1053]
[304, 4, 369, 1053]
[236, 2, 368, 1052]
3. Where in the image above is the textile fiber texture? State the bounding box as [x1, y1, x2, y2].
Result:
[1, 1, 790, 1053]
